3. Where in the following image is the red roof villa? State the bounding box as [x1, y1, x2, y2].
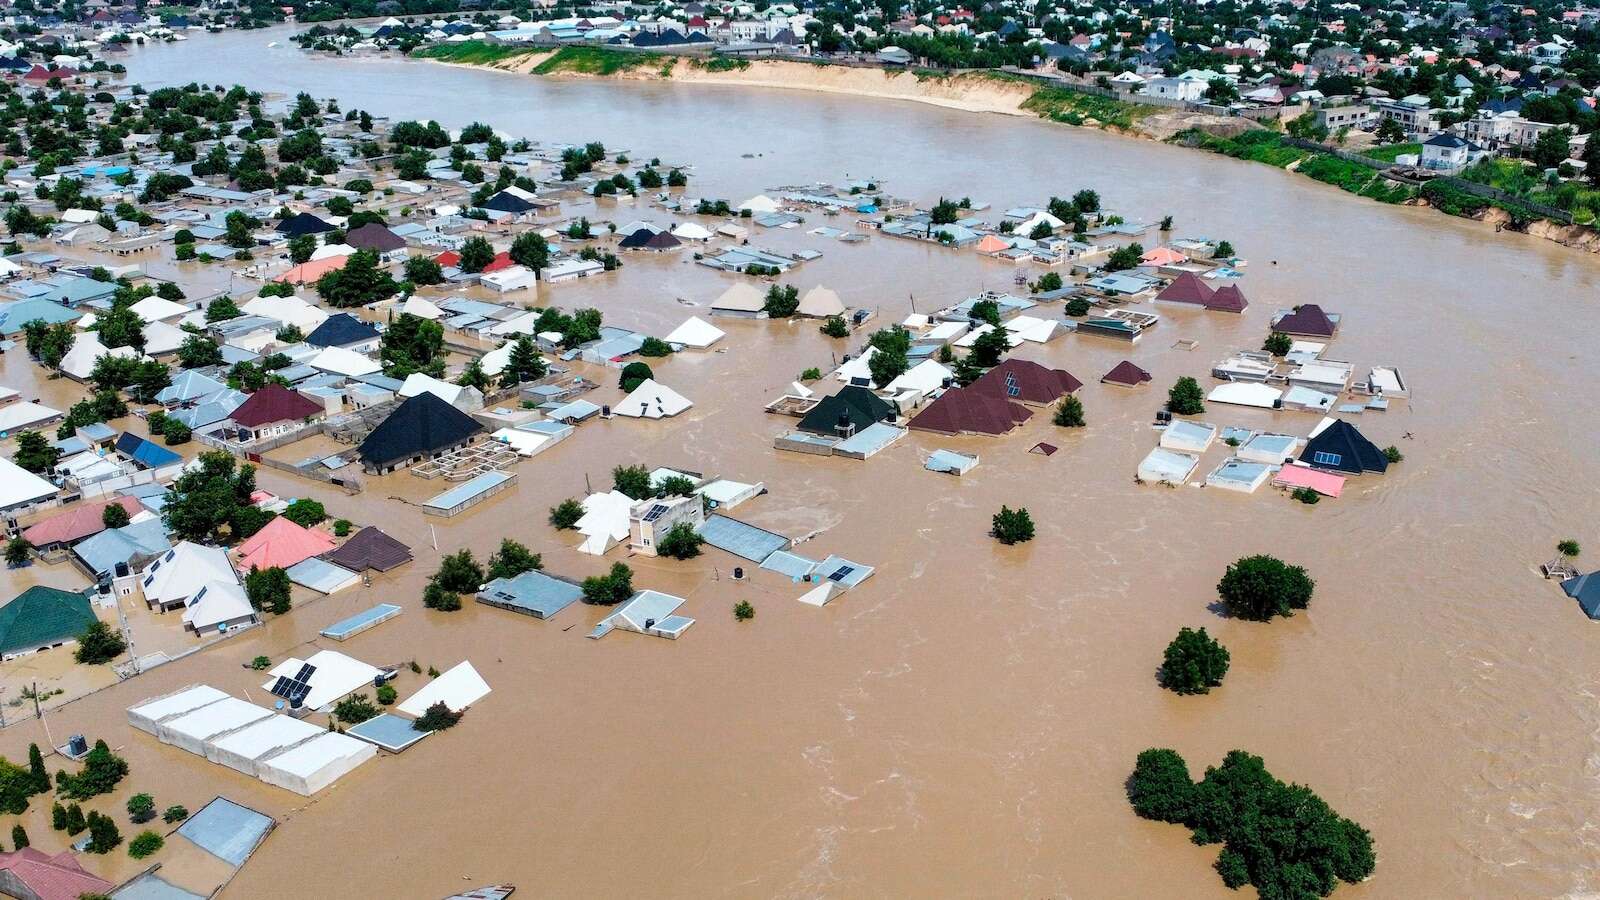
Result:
[969, 358, 1082, 406]
[1154, 272, 1249, 313]
[225, 384, 326, 445]
[909, 387, 1032, 436]
[1101, 360, 1153, 386]
[0, 847, 113, 900]
[1272, 303, 1340, 337]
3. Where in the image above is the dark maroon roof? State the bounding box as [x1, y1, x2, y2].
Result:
[1156, 271, 1214, 306]
[1273, 303, 1337, 336]
[1101, 360, 1152, 386]
[909, 387, 1032, 435]
[345, 223, 406, 253]
[1208, 284, 1248, 313]
[323, 526, 412, 572]
[229, 384, 324, 428]
[969, 358, 1081, 405]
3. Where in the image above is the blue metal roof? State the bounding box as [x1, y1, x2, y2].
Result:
[346, 713, 430, 752]
[175, 797, 274, 867]
[423, 470, 513, 512]
[699, 514, 791, 563]
[476, 570, 583, 619]
[115, 432, 182, 468]
[320, 603, 403, 640]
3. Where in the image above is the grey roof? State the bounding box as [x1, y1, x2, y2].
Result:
[175, 797, 274, 868]
[110, 873, 208, 900]
[476, 570, 583, 619]
[813, 555, 874, 588]
[699, 514, 791, 563]
[286, 557, 358, 593]
[346, 713, 430, 752]
[759, 549, 817, 579]
[73, 518, 171, 578]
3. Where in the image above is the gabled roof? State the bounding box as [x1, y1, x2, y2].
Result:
[0, 848, 113, 900]
[22, 496, 142, 547]
[275, 211, 336, 236]
[969, 358, 1081, 405]
[322, 526, 412, 572]
[798, 385, 894, 434]
[229, 384, 324, 428]
[343, 222, 406, 253]
[0, 586, 96, 657]
[304, 312, 380, 348]
[1102, 360, 1153, 386]
[1298, 419, 1387, 475]
[909, 386, 1032, 435]
[234, 516, 337, 572]
[115, 431, 182, 468]
[358, 391, 483, 468]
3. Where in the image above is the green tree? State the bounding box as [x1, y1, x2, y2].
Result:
[287, 233, 317, 265]
[4, 538, 29, 568]
[968, 327, 1010, 368]
[55, 740, 129, 800]
[619, 361, 653, 393]
[1531, 126, 1573, 169]
[128, 830, 163, 859]
[1217, 555, 1315, 621]
[612, 464, 653, 500]
[580, 562, 634, 605]
[1127, 748, 1195, 822]
[1167, 376, 1205, 415]
[1583, 133, 1600, 187]
[734, 599, 755, 621]
[283, 498, 326, 527]
[435, 549, 484, 593]
[333, 693, 379, 724]
[1262, 331, 1292, 356]
[820, 316, 850, 338]
[163, 805, 189, 823]
[126, 793, 156, 823]
[500, 336, 547, 386]
[379, 313, 445, 378]
[1105, 242, 1144, 271]
[457, 236, 495, 274]
[1559, 539, 1582, 558]
[178, 334, 224, 369]
[508, 231, 549, 271]
[65, 803, 86, 835]
[411, 701, 463, 732]
[74, 621, 126, 665]
[638, 337, 673, 357]
[456, 358, 489, 390]
[655, 521, 704, 560]
[13, 431, 60, 473]
[102, 503, 131, 529]
[162, 452, 256, 542]
[487, 539, 541, 580]
[550, 498, 584, 529]
[1213, 240, 1235, 258]
[84, 811, 121, 853]
[762, 284, 799, 318]
[1376, 116, 1406, 143]
[1031, 272, 1063, 294]
[26, 745, 47, 795]
[244, 565, 292, 615]
[1053, 395, 1085, 427]
[403, 255, 443, 285]
[11, 823, 26, 849]
[316, 249, 398, 308]
[1160, 627, 1231, 694]
[991, 506, 1035, 544]
[51, 802, 68, 831]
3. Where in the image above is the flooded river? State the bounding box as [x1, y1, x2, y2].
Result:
[2, 24, 1599, 898]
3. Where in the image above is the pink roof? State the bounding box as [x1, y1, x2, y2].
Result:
[1141, 247, 1188, 266]
[975, 234, 1011, 254]
[274, 254, 349, 285]
[1272, 464, 1345, 498]
[234, 515, 336, 571]
[0, 848, 113, 900]
[23, 496, 142, 546]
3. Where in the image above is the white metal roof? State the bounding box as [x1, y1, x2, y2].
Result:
[262, 650, 383, 712]
[397, 661, 491, 716]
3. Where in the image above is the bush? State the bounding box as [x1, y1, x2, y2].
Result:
[1168, 376, 1205, 415]
[162, 805, 188, 824]
[74, 621, 126, 665]
[422, 581, 461, 612]
[55, 741, 128, 801]
[800, 367, 822, 381]
[1262, 331, 1292, 356]
[126, 793, 155, 823]
[734, 599, 755, 621]
[333, 518, 352, 537]
[639, 336, 673, 357]
[1292, 486, 1321, 505]
[1383, 445, 1404, 464]
[1217, 555, 1315, 621]
[1559, 539, 1582, 558]
[991, 506, 1035, 545]
[655, 521, 704, 560]
[820, 316, 850, 337]
[128, 830, 163, 859]
[1053, 395, 1084, 427]
[1128, 748, 1374, 898]
[412, 701, 463, 732]
[282, 497, 326, 527]
[581, 562, 634, 605]
[1064, 297, 1091, 317]
[333, 693, 379, 724]
[376, 683, 397, 705]
[1159, 627, 1230, 695]
[618, 361, 653, 392]
[549, 498, 584, 529]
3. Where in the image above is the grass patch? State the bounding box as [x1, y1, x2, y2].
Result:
[530, 46, 664, 76]
[693, 56, 750, 72]
[1178, 129, 1309, 167]
[1360, 142, 1420, 163]
[414, 41, 535, 66]
[1023, 87, 1156, 130]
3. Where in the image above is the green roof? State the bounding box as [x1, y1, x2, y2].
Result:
[0, 585, 97, 657]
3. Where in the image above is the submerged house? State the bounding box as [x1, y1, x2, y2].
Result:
[1272, 304, 1341, 337]
[969, 358, 1081, 406]
[357, 391, 484, 473]
[797, 385, 894, 436]
[0, 585, 98, 661]
[224, 384, 326, 445]
[909, 387, 1032, 436]
[1299, 419, 1387, 475]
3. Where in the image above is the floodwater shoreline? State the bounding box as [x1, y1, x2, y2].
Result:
[409, 45, 1600, 255]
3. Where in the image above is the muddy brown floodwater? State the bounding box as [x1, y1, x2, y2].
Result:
[1, 24, 1598, 899]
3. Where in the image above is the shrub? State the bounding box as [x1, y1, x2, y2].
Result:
[376, 683, 397, 705]
[422, 581, 461, 612]
[1053, 395, 1084, 427]
[1159, 627, 1230, 694]
[282, 497, 326, 527]
[1262, 331, 1292, 356]
[991, 506, 1035, 545]
[820, 316, 850, 337]
[1558, 540, 1582, 558]
[1383, 445, 1404, 464]
[1292, 486, 1321, 505]
[549, 498, 584, 529]
[655, 521, 704, 560]
[333, 518, 352, 537]
[412, 701, 463, 732]
[126, 793, 155, 823]
[581, 562, 634, 605]
[1128, 748, 1194, 822]
[128, 830, 163, 859]
[1167, 376, 1205, 415]
[74, 621, 126, 665]
[1217, 555, 1315, 621]
[162, 805, 188, 823]
[800, 367, 822, 381]
[734, 600, 754, 621]
[639, 336, 673, 357]
[618, 360, 653, 392]
[1064, 297, 1091, 317]
[333, 693, 379, 724]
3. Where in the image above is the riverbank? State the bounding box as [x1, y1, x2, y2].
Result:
[413, 43, 1600, 254]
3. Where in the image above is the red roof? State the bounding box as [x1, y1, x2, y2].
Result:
[0, 848, 113, 900]
[1273, 303, 1338, 336]
[1101, 360, 1152, 386]
[229, 384, 324, 428]
[1208, 284, 1248, 313]
[969, 358, 1081, 406]
[439, 250, 513, 272]
[909, 387, 1032, 435]
[435, 250, 461, 267]
[23, 496, 142, 547]
[1156, 271, 1214, 306]
[234, 515, 336, 571]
